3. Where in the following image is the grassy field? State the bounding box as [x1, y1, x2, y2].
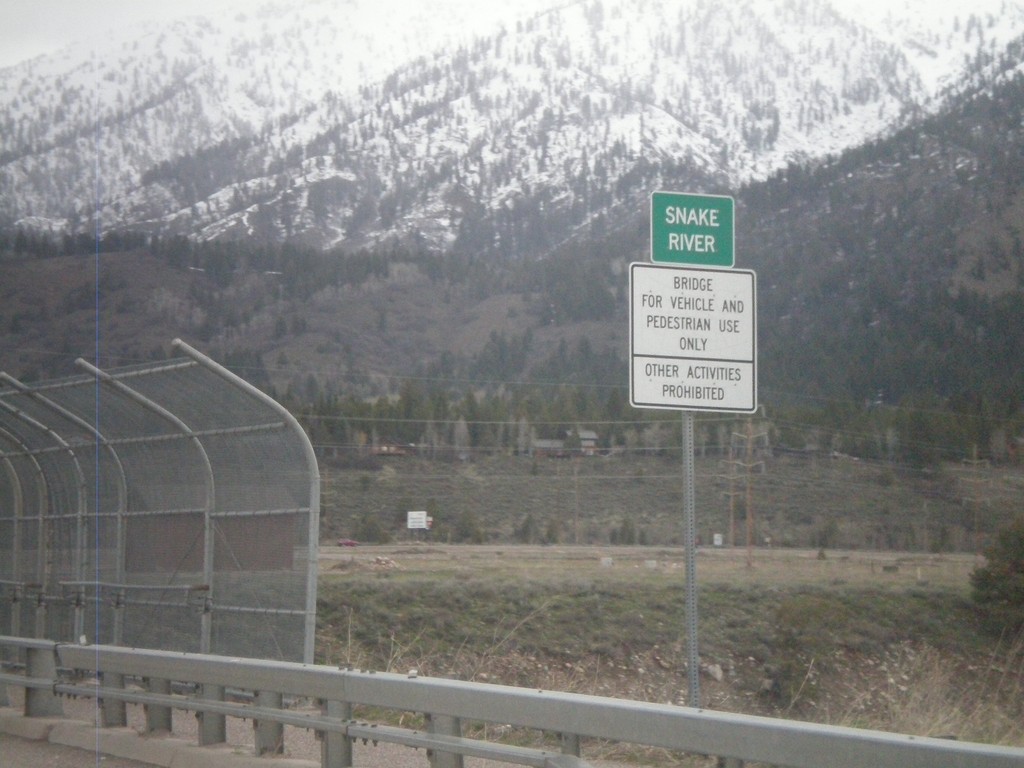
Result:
[314, 452, 1023, 753]
[319, 451, 1023, 553]
[316, 543, 1024, 750]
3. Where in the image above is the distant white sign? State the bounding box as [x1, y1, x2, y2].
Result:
[407, 510, 429, 530]
[630, 263, 757, 413]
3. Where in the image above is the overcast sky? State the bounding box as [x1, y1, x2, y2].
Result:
[1, 0, 245, 68]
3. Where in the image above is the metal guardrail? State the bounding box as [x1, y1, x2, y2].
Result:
[1, 636, 1023, 768]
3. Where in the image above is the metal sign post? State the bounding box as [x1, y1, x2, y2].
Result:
[628, 262, 756, 706]
[681, 412, 700, 707]
[628, 190, 758, 709]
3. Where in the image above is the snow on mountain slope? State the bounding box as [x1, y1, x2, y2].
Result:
[3, 0, 1024, 257]
[0, 0, 553, 223]
[835, 0, 1024, 94]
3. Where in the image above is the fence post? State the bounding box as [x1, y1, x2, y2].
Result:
[426, 712, 464, 768]
[561, 733, 581, 757]
[24, 643, 62, 717]
[1, 589, 24, 708]
[322, 699, 352, 768]
[33, 591, 47, 639]
[71, 588, 85, 645]
[144, 677, 173, 733]
[254, 690, 284, 755]
[111, 589, 126, 647]
[197, 683, 226, 745]
[0, 596, 13, 706]
[8, 586, 22, 639]
[100, 671, 127, 727]
[0, 630, 9, 707]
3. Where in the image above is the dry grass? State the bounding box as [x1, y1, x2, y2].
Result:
[316, 543, 1024, 749]
[321, 542, 978, 592]
[837, 633, 1024, 746]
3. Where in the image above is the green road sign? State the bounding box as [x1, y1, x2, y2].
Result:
[651, 191, 734, 267]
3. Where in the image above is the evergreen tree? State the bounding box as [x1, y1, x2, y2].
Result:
[971, 518, 1024, 634]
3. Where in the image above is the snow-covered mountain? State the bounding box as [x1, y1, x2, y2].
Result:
[3, 0, 1024, 258]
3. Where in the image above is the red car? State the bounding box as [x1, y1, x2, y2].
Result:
[336, 538, 359, 547]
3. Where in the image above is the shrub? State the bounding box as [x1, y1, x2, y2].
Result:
[971, 518, 1024, 634]
[353, 511, 392, 543]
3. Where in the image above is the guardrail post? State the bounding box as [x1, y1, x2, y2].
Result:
[100, 671, 127, 727]
[0, 647, 9, 708]
[322, 699, 352, 768]
[25, 643, 62, 717]
[560, 733, 581, 757]
[144, 677, 173, 733]
[254, 690, 284, 755]
[426, 713, 464, 768]
[197, 683, 226, 745]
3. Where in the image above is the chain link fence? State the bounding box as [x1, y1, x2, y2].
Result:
[0, 339, 319, 662]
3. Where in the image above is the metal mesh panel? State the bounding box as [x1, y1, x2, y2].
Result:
[211, 608, 306, 660]
[120, 589, 202, 653]
[0, 340, 319, 661]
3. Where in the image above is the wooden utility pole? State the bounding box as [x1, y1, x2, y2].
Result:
[961, 445, 990, 559]
[730, 417, 768, 568]
[728, 443, 738, 547]
[745, 420, 755, 568]
[573, 457, 580, 545]
[717, 443, 742, 547]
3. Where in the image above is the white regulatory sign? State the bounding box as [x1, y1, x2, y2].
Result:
[629, 262, 757, 413]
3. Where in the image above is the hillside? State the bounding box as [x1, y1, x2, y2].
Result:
[5, 53, 1024, 457]
[741, 41, 1024, 409]
[4, 10, 1024, 476]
